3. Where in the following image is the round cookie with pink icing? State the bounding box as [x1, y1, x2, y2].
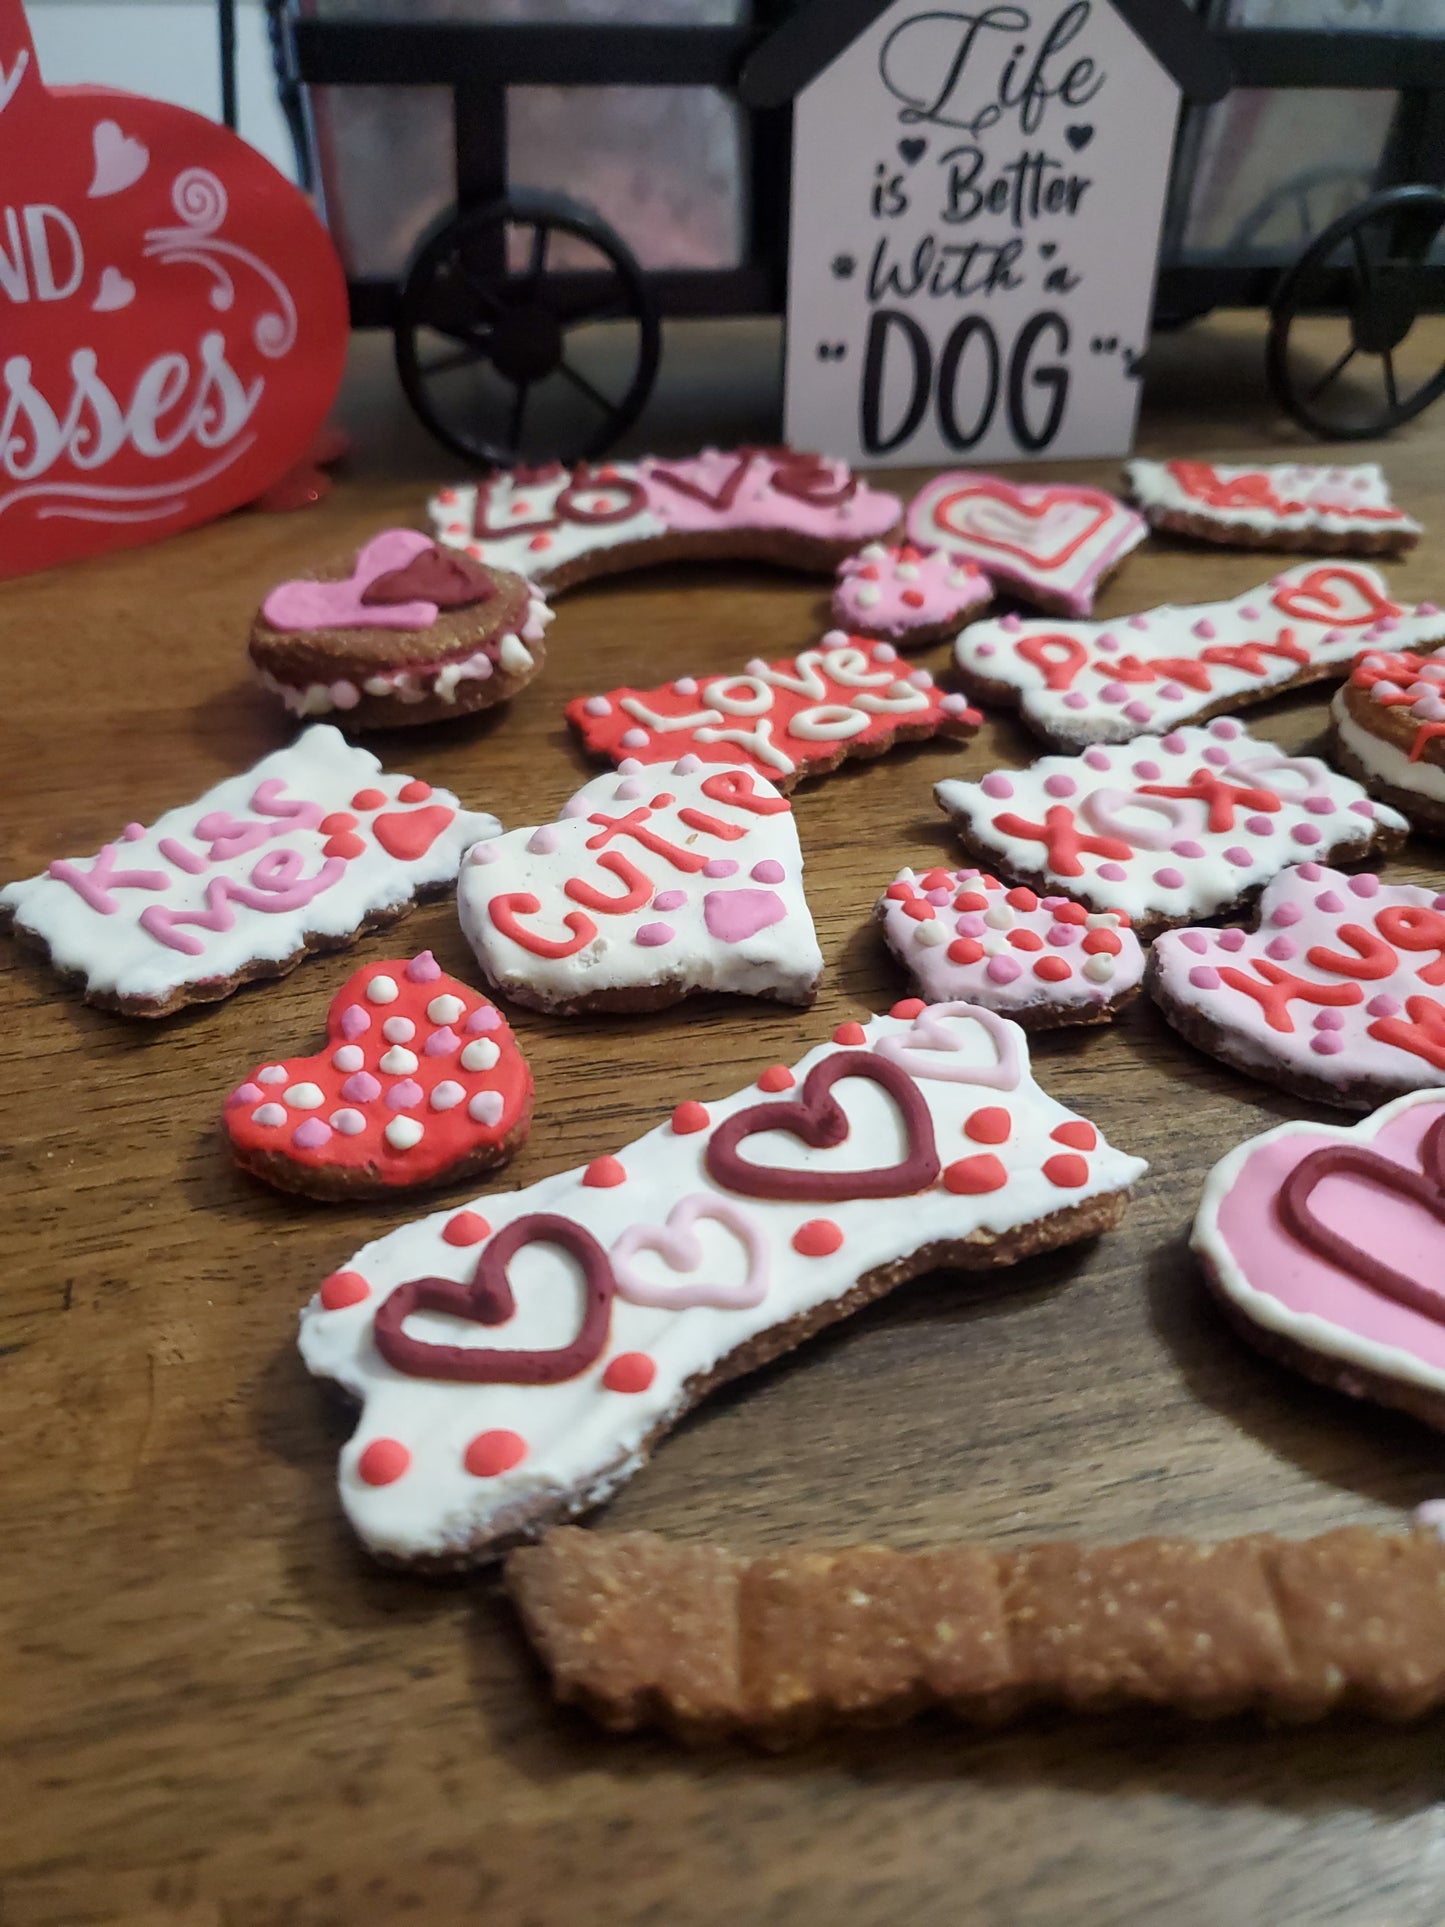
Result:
[832, 543, 992, 646]
[877, 866, 1144, 1028]
[249, 528, 552, 730]
[1193, 1090, 1445, 1435]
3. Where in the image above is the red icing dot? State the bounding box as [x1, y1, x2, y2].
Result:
[443, 1210, 491, 1246]
[921, 868, 955, 891]
[351, 788, 386, 811]
[885, 881, 916, 902]
[1007, 929, 1044, 952]
[397, 780, 432, 804]
[323, 832, 366, 860]
[1051, 1120, 1097, 1151]
[833, 1021, 867, 1045]
[759, 1065, 795, 1092]
[792, 1218, 844, 1257]
[584, 1156, 627, 1187]
[944, 1154, 1008, 1194]
[464, 1430, 527, 1477]
[320, 1269, 370, 1310]
[901, 588, 926, 609]
[1033, 955, 1072, 983]
[890, 998, 925, 1019]
[857, 564, 880, 580]
[1083, 929, 1123, 956]
[901, 898, 935, 922]
[319, 811, 358, 834]
[954, 891, 989, 913]
[1043, 1153, 1089, 1188]
[964, 1106, 1011, 1144]
[603, 1352, 657, 1395]
[1054, 902, 1088, 926]
[1006, 887, 1039, 912]
[948, 938, 985, 965]
[357, 1438, 410, 1486]
[529, 533, 553, 552]
[671, 1100, 710, 1134]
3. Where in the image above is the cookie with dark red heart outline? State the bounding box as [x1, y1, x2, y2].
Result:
[225, 951, 533, 1199]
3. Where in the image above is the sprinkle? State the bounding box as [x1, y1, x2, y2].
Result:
[1153, 868, 1184, 889]
[1349, 873, 1380, 897]
[429, 1081, 466, 1111]
[1266, 936, 1297, 961]
[1224, 846, 1252, 867]
[461, 1038, 500, 1072]
[620, 728, 648, 749]
[1291, 825, 1321, 846]
[1218, 928, 1246, 952]
[980, 773, 1014, 799]
[284, 1082, 325, 1109]
[1097, 862, 1127, 881]
[1310, 1034, 1345, 1056]
[1044, 775, 1076, 798]
[366, 975, 399, 1004]
[252, 1103, 287, 1127]
[428, 994, 466, 1025]
[382, 1016, 416, 1044]
[635, 922, 675, 947]
[468, 1091, 504, 1126]
[293, 1119, 332, 1150]
[329, 1109, 366, 1135]
[384, 1117, 424, 1151]
[751, 859, 785, 884]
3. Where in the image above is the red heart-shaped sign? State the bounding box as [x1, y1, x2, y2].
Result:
[1271, 566, 1399, 628]
[373, 1213, 616, 1383]
[0, 0, 348, 578]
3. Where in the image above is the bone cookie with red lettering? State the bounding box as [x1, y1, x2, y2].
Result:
[878, 868, 1144, 1029]
[907, 473, 1147, 618]
[566, 634, 981, 792]
[1331, 651, 1445, 837]
[953, 563, 1445, 750]
[934, 718, 1409, 941]
[225, 952, 532, 1199]
[298, 1001, 1147, 1565]
[1149, 865, 1445, 1110]
[1193, 1091, 1445, 1436]
[429, 447, 902, 595]
[249, 529, 552, 729]
[457, 759, 822, 1014]
[1126, 460, 1421, 557]
[0, 725, 498, 1017]
[831, 543, 992, 646]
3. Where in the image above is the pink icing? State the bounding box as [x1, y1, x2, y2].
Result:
[831, 544, 990, 640]
[637, 450, 899, 541]
[263, 530, 441, 633]
[702, 888, 788, 944]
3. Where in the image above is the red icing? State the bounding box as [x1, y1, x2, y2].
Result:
[1043, 1152, 1089, 1187]
[1378, 906, 1445, 986]
[950, 938, 985, 964]
[351, 788, 386, 810]
[992, 805, 1131, 877]
[357, 1439, 410, 1485]
[1033, 956, 1071, 982]
[584, 1156, 627, 1188]
[321, 1269, 370, 1310]
[699, 769, 792, 816]
[488, 893, 597, 958]
[964, 1106, 1011, 1143]
[758, 1066, 795, 1092]
[791, 1219, 845, 1257]
[371, 804, 455, 862]
[1370, 997, 1445, 1071]
[671, 1101, 710, 1135]
[1349, 651, 1445, 763]
[1051, 1120, 1097, 1151]
[890, 998, 927, 1019]
[398, 780, 433, 803]
[464, 1429, 528, 1476]
[602, 1352, 657, 1394]
[363, 545, 495, 609]
[1271, 567, 1402, 624]
[944, 1154, 1008, 1194]
[926, 480, 1111, 570]
[443, 1211, 491, 1247]
[1305, 923, 1399, 981]
[1169, 462, 1407, 529]
[1018, 632, 1089, 691]
[1137, 771, 1280, 834]
[1217, 960, 1364, 1034]
[564, 850, 654, 914]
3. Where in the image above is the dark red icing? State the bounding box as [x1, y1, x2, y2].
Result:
[362, 543, 497, 609]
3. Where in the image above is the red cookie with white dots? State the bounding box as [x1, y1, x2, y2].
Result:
[297, 1003, 1145, 1566]
[225, 951, 533, 1199]
[877, 867, 1144, 1029]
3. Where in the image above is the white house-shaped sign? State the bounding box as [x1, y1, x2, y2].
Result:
[744, 0, 1229, 468]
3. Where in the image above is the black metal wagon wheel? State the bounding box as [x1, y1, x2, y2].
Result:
[394, 188, 662, 468]
[1267, 185, 1445, 441]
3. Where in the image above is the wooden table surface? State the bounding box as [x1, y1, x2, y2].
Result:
[6, 316, 1445, 1927]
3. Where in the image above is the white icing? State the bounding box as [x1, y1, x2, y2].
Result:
[1127, 459, 1420, 539]
[430, 466, 668, 579]
[1333, 692, 1445, 805]
[0, 727, 499, 1008]
[298, 1004, 1148, 1562]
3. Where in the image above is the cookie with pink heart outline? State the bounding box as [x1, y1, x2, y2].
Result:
[249, 528, 553, 730]
[1149, 864, 1445, 1110]
[298, 1000, 1147, 1565]
[225, 951, 533, 1200]
[1193, 1090, 1445, 1434]
[456, 758, 823, 1014]
[953, 562, 1445, 750]
[907, 473, 1147, 618]
[831, 543, 992, 646]
[0, 724, 499, 1016]
[1126, 459, 1420, 556]
[877, 867, 1144, 1028]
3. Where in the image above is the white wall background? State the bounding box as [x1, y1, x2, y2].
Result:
[27, 0, 298, 179]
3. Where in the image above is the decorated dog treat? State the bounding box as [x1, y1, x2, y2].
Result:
[1193, 1090, 1445, 1436]
[1126, 459, 1421, 556]
[1149, 865, 1445, 1110]
[0, 725, 498, 1017]
[831, 543, 992, 646]
[457, 759, 823, 1015]
[298, 1002, 1146, 1566]
[566, 633, 981, 791]
[906, 473, 1147, 618]
[428, 448, 902, 595]
[954, 563, 1444, 750]
[224, 952, 532, 1199]
[877, 868, 1144, 1029]
[934, 719, 1409, 940]
[508, 1522, 1445, 1742]
[249, 529, 552, 730]
[1331, 650, 1445, 837]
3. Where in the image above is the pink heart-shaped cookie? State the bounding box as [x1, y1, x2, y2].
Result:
[224, 951, 532, 1197]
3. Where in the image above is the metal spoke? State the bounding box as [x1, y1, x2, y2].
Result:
[1382, 347, 1400, 414]
[1305, 341, 1356, 402]
[524, 222, 549, 298]
[556, 361, 618, 415]
[420, 340, 491, 379]
[506, 380, 531, 449]
[1351, 226, 1377, 295]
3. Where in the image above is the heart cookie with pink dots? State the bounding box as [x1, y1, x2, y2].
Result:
[225, 950, 533, 1198]
[831, 543, 992, 646]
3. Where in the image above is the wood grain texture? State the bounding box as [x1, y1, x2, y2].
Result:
[4, 316, 1445, 1927]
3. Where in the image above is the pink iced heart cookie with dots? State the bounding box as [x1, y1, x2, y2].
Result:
[225, 951, 533, 1199]
[456, 758, 823, 1014]
[565, 633, 981, 792]
[934, 718, 1410, 941]
[297, 1002, 1146, 1565]
[1149, 864, 1445, 1110]
[831, 543, 992, 647]
[0, 724, 499, 1017]
[907, 473, 1147, 618]
[1126, 459, 1420, 556]
[877, 867, 1144, 1028]
[954, 562, 1445, 750]
[1193, 1091, 1445, 1435]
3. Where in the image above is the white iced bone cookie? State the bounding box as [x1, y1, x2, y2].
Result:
[0, 725, 499, 1016]
[934, 718, 1409, 936]
[1126, 459, 1420, 554]
[457, 758, 822, 1012]
[954, 561, 1445, 749]
[298, 1001, 1148, 1565]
